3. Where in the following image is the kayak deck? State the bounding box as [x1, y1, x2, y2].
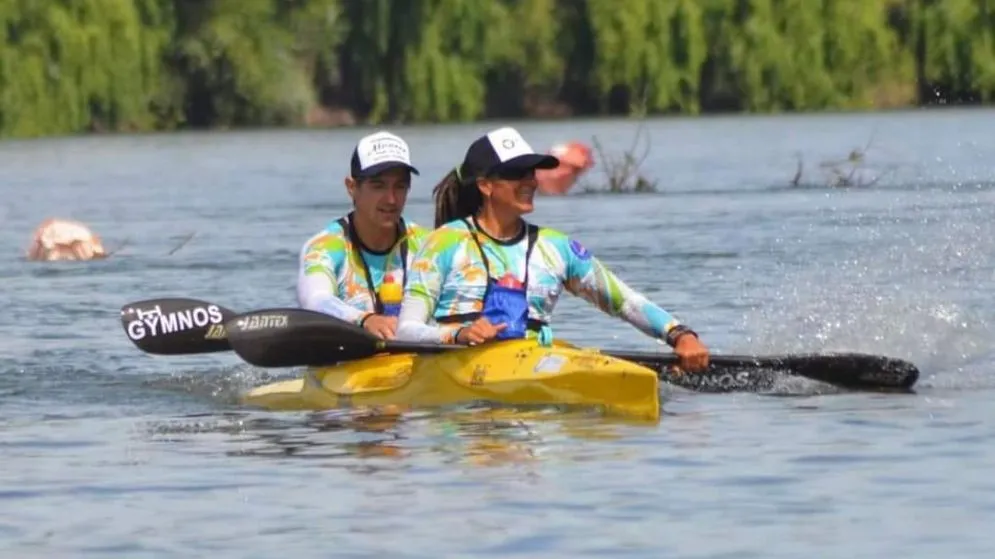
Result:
[242, 340, 660, 421]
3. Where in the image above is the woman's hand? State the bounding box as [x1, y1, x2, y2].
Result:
[455, 318, 507, 345]
[674, 334, 710, 372]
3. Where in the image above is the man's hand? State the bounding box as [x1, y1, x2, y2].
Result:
[362, 314, 397, 340]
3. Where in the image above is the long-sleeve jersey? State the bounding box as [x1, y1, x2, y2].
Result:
[395, 218, 686, 344]
[297, 216, 428, 324]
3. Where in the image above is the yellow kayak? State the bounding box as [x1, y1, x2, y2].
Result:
[241, 339, 660, 421]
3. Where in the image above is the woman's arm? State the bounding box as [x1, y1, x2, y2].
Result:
[560, 237, 695, 346]
[396, 231, 462, 343]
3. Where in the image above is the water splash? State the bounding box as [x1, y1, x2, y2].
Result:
[738, 193, 995, 390]
[140, 364, 296, 406]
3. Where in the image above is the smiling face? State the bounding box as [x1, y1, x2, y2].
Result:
[477, 166, 538, 217]
[345, 167, 412, 229]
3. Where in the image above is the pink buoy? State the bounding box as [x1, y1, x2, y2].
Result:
[26, 218, 107, 261]
[536, 141, 595, 195]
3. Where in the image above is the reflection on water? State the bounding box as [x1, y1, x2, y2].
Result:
[132, 363, 892, 475]
[141, 405, 660, 472]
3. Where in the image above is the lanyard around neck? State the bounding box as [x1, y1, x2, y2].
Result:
[339, 214, 408, 313]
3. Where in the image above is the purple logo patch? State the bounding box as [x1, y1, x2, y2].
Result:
[569, 239, 590, 260]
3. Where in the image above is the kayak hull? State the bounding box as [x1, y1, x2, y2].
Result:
[242, 340, 660, 421]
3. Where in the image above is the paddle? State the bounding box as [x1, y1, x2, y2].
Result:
[224, 307, 920, 392]
[119, 297, 237, 355]
[118, 298, 919, 391]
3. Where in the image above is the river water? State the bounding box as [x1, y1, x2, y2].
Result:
[2, 109, 994, 557]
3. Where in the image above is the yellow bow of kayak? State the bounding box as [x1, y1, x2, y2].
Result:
[241, 339, 661, 421]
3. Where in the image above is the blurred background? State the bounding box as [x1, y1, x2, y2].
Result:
[1, 0, 987, 138]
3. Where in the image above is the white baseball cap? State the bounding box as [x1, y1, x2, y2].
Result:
[350, 130, 420, 178]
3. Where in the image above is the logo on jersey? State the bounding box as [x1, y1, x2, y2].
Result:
[569, 239, 591, 260]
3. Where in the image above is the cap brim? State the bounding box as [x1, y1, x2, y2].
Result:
[493, 153, 560, 172]
[355, 161, 420, 178]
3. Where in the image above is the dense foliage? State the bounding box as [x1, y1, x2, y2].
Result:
[2, 0, 992, 137]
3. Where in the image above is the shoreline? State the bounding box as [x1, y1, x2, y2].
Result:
[1, 103, 990, 144]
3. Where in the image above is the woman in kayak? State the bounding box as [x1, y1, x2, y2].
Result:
[394, 126, 710, 372]
[297, 130, 428, 340]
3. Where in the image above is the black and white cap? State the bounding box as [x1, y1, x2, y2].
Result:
[350, 131, 420, 179]
[461, 127, 559, 178]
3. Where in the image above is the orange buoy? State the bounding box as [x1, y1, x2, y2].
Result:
[536, 141, 595, 195]
[26, 218, 107, 261]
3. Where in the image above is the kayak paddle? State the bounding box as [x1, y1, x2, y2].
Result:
[224, 307, 920, 392]
[119, 298, 237, 355]
[117, 298, 920, 392]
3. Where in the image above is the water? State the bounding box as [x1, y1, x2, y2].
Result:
[2, 108, 995, 557]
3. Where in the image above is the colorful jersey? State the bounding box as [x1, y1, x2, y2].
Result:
[297, 216, 428, 324]
[395, 218, 685, 344]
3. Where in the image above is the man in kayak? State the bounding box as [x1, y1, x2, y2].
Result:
[297, 130, 428, 340]
[394, 126, 710, 372]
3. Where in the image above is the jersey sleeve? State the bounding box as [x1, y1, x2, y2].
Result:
[296, 232, 367, 325]
[396, 228, 463, 344]
[558, 235, 687, 343]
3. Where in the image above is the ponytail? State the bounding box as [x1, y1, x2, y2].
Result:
[432, 165, 483, 227]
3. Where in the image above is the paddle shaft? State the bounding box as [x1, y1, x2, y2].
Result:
[371, 341, 917, 391]
[378, 340, 801, 367]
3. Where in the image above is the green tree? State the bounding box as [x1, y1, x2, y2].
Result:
[1, 0, 994, 139]
[0, 0, 170, 137]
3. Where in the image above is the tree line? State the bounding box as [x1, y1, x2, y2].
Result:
[1, 0, 993, 138]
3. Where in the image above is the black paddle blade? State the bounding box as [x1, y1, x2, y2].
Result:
[657, 365, 778, 393]
[225, 308, 385, 368]
[120, 298, 235, 355]
[652, 354, 918, 393]
[751, 353, 920, 391]
[605, 349, 919, 392]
